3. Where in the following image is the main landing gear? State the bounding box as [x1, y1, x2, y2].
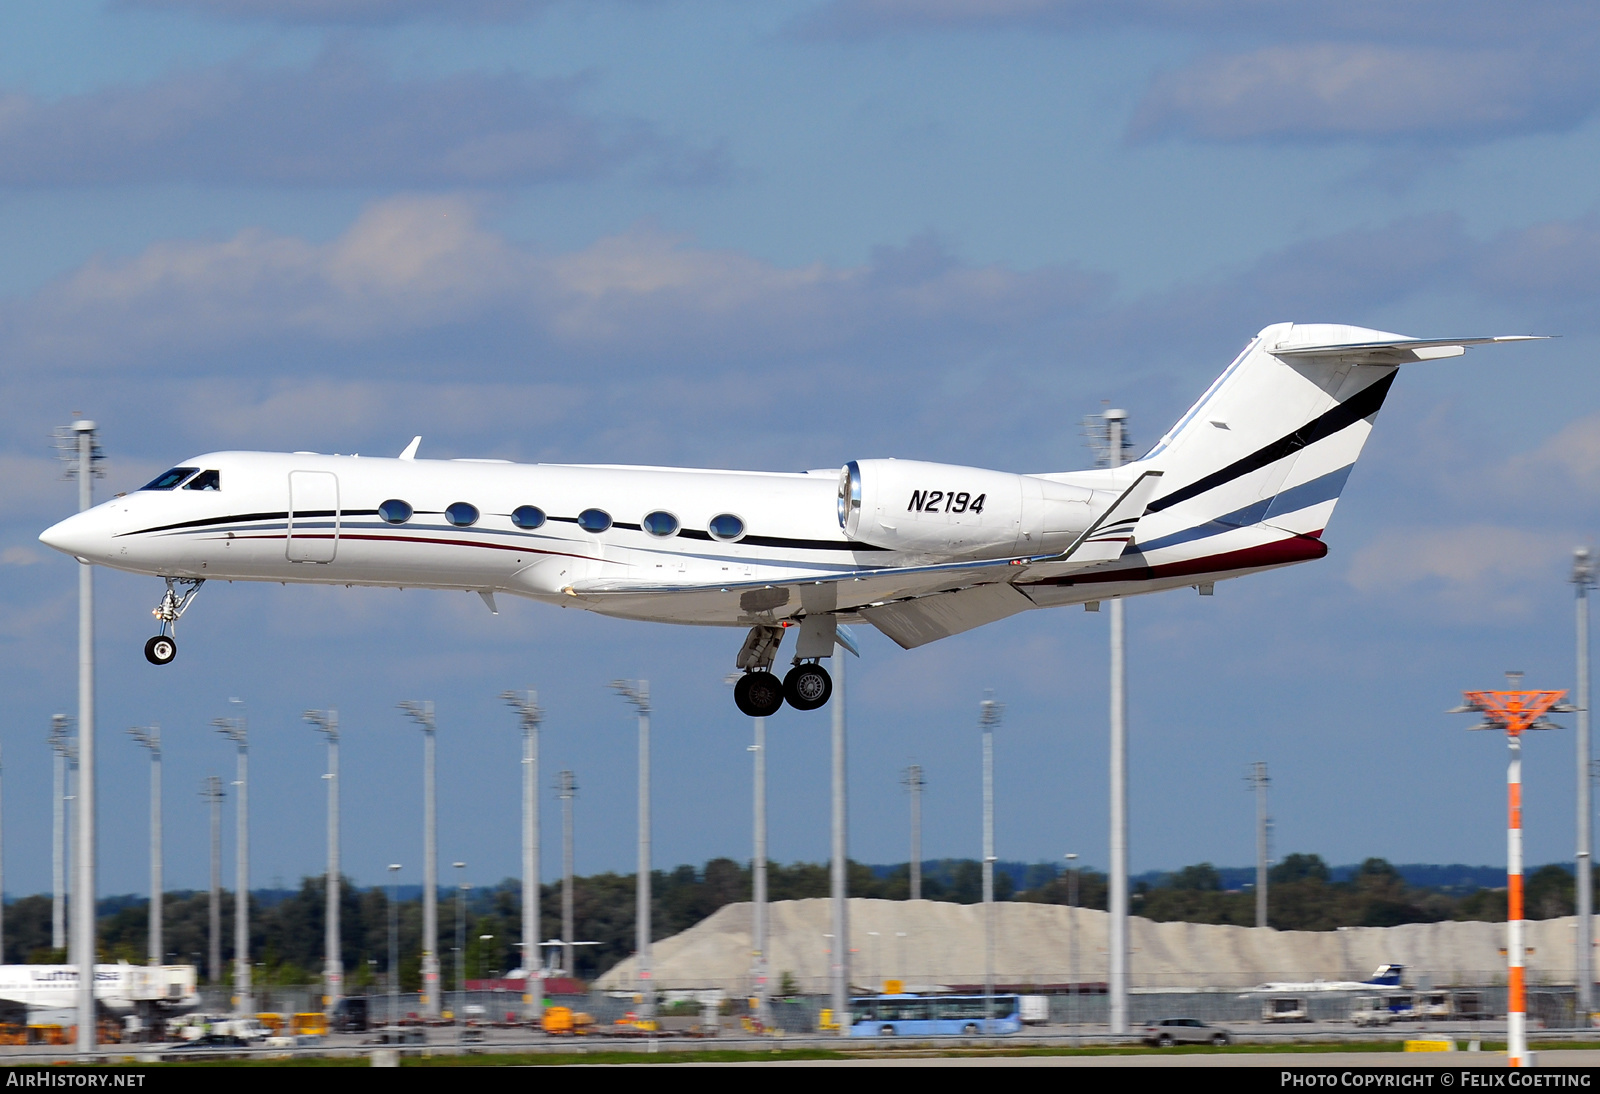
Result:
[144, 577, 203, 666]
[731, 625, 834, 717]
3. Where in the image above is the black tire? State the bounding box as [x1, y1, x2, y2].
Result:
[784, 663, 832, 711]
[144, 635, 177, 665]
[1212, 1033, 1229, 1046]
[734, 671, 783, 717]
[879, 1024, 895, 1037]
[1158, 1034, 1173, 1047]
[962, 1023, 980, 1036]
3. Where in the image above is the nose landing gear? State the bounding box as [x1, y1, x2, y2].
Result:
[144, 577, 203, 666]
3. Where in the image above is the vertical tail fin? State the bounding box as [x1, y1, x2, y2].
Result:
[1137, 323, 1401, 547]
[1136, 325, 1539, 555]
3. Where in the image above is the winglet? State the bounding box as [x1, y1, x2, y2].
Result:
[399, 436, 422, 460]
[1048, 469, 1164, 564]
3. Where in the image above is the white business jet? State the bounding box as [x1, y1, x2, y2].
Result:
[1245, 963, 1408, 995]
[39, 323, 1537, 717]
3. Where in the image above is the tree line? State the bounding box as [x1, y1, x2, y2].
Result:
[9, 853, 1566, 986]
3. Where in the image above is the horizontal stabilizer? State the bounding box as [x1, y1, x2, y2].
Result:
[1271, 335, 1546, 364]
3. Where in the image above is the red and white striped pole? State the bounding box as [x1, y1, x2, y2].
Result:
[1507, 733, 1527, 1067]
[1456, 682, 1570, 1069]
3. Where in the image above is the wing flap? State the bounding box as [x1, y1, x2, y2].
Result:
[860, 583, 1035, 649]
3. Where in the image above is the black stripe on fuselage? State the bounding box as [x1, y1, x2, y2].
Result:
[122, 510, 887, 553]
[1145, 370, 1395, 515]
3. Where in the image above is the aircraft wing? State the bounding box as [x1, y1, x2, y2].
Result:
[566, 470, 1163, 647]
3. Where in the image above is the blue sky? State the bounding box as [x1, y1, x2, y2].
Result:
[4, 0, 1600, 899]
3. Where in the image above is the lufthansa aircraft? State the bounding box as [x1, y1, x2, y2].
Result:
[39, 323, 1537, 717]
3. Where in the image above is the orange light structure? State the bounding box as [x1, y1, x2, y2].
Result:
[1455, 679, 1570, 1068]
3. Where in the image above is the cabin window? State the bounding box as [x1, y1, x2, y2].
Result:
[140, 467, 197, 491]
[708, 513, 745, 541]
[445, 502, 480, 527]
[182, 469, 221, 491]
[577, 508, 612, 533]
[378, 499, 413, 525]
[642, 511, 679, 537]
[511, 505, 546, 530]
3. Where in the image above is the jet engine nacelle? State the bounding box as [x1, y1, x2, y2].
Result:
[838, 459, 1099, 558]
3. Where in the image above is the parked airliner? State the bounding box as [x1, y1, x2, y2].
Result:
[0, 963, 198, 1025]
[39, 323, 1538, 716]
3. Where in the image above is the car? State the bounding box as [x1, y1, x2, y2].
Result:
[1142, 1018, 1231, 1047]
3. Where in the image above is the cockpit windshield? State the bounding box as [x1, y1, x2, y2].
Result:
[183, 470, 221, 491]
[140, 467, 198, 491]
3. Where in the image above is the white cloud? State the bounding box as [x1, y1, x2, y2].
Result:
[1346, 525, 1565, 621]
[119, 0, 552, 23]
[0, 196, 1107, 373]
[1130, 43, 1597, 143]
[0, 53, 704, 187]
[800, 0, 1600, 46]
[801, 2, 1600, 144]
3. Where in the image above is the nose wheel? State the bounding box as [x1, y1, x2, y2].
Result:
[144, 577, 203, 667]
[144, 635, 177, 666]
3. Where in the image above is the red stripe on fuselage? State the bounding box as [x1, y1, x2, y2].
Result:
[1028, 533, 1328, 587]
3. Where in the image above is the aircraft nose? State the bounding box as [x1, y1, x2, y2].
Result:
[39, 511, 108, 560]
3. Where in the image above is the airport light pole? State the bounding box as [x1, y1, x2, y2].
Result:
[608, 681, 654, 1021]
[398, 700, 441, 1020]
[1576, 547, 1596, 1023]
[1247, 761, 1270, 928]
[211, 701, 251, 1015]
[1087, 405, 1135, 1032]
[49, 715, 72, 953]
[1104, 406, 1131, 1035]
[903, 765, 924, 901]
[751, 708, 769, 1022]
[303, 709, 342, 1014]
[57, 418, 103, 1058]
[387, 864, 401, 1027]
[1066, 852, 1079, 1046]
[829, 645, 849, 1035]
[557, 770, 576, 978]
[501, 690, 544, 1022]
[0, 742, 5, 962]
[726, 672, 770, 1022]
[128, 725, 161, 966]
[1452, 674, 1572, 1068]
[453, 864, 467, 1015]
[202, 777, 223, 985]
[980, 692, 1002, 1025]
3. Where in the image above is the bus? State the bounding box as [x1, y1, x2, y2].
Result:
[848, 994, 1023, 1037]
